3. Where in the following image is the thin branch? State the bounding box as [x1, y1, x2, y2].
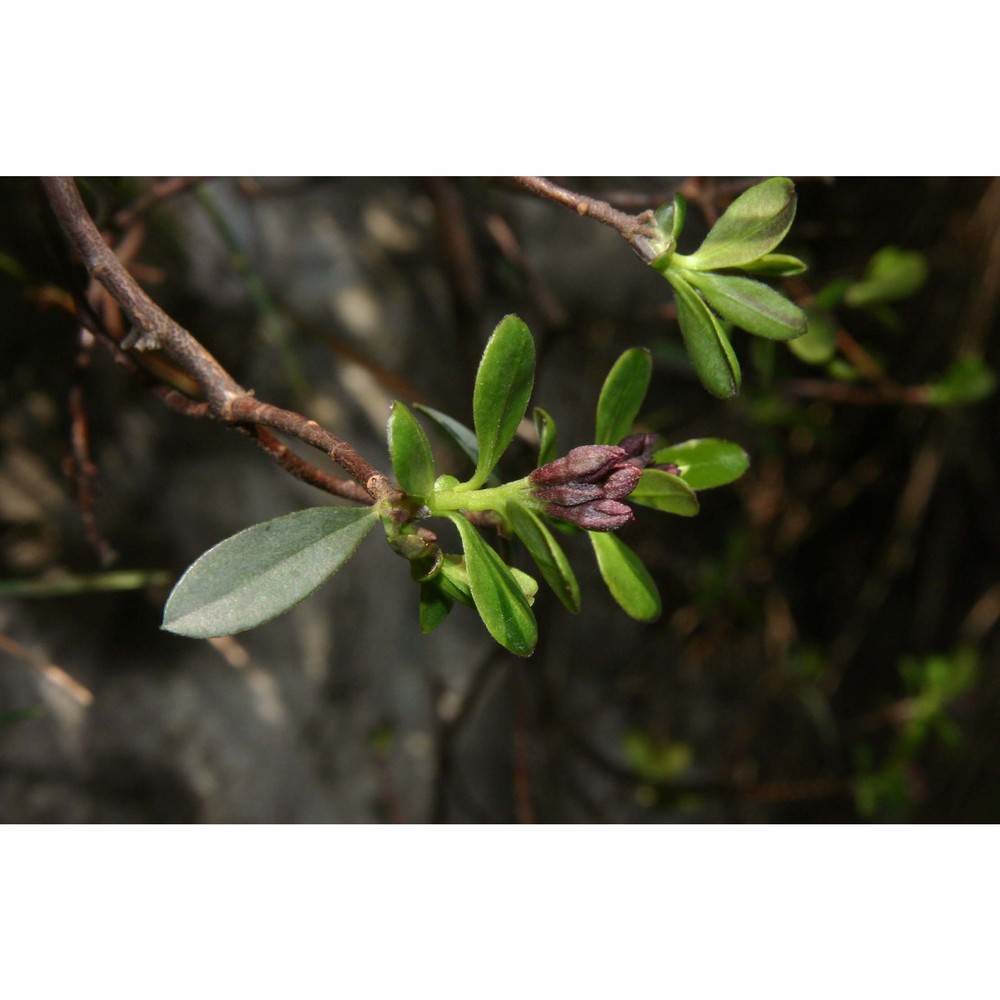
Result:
[42, 177, 401, 506]
[512, 176, 661, 262]
[0, 632, 95, 707]
[67, 328, 117, 567]
[238, 425, 371, 503]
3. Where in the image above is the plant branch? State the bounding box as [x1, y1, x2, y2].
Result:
[512, 176, 661, 262]
[42, 177, 401, 506]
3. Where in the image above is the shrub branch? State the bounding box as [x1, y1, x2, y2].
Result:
[41, 177, 400, 507]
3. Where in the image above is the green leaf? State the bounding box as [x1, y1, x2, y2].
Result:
[508, 503, 581, 613]
[652, 438, 750, 490]
[666, 271, 741, 399]
[595, 347, 652, 445]
[589, 532, 661, 622]
[843, 247, 929, 308]
[534, 406, 559, 467]
[414, 404, 479, 472]
[512, 567, 539, 605]
[654, 200, 675, 239]
[438, 556, 475, 606]
[737, 253, 807, 277]
[788, 309, 838, 365]
[683, 270, 807, 341]
[162, 506, 378, 638]
[926, 357, 996, 407]
[650, 194, 686, 270]
[387, 401, 435, 499]
[670, 193, 687, 240]
[436, 553, 536, 606]
[449, 514, 537, 656]
[419, 581, 453, 634]
[629, 469, 700, 516]
[469, 314, 535, 488]
[686, 178, 797, 271]
[654, 193, 687, 242]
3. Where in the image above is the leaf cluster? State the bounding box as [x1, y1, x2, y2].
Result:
[651, 178, 808, 398]
[163, 315, 750, 656]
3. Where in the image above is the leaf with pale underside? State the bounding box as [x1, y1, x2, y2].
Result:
[162, 507, 378, 638]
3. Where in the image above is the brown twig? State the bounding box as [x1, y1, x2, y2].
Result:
[238, 426, 371, 503]
[512, 176, 661, 262]
[42, 177, 401, 507]
[0, 632, 95, 707]
[67, 328, 118, 567]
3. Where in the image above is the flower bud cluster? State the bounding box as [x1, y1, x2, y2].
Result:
[528, 444, 641, 531]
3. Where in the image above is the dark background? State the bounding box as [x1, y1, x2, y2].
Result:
[1, 176, 998, 822]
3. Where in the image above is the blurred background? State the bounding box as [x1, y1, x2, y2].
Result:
[1, 176, 998, 823]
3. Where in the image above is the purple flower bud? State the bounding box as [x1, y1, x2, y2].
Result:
[602, 464, 642, 500]
[530, 445, 628, 488]
[530, 444, 643, 532]
[617, 433, 660, 468]
[533, 482, 606, 505]
[548, 499, 635, 531]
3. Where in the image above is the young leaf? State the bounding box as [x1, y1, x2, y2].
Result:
[738, 253, 807, 277]
[686, 178, 797, 271]
[534, 407, 559, 467]
[449, 514, 538, 656]
[683, 270, 807, 342]
[652, 438, 750, 490]
[387, 401, 435, 499]
[512, 567, 539, 605]
[589, 532, 661, 622]
[654, 200, 676, 240]
[419, 581, 453, 634]
[437, 552, 537, 606]
[629, 469, 700, 516]
[666, 271, 741, 399]
[438, 556, 475, 606]
[162, 507, 378, 638]
[508, 502, 581, 613]
[469, 314, 535, 489]
[595, 347, 652, 445]
[650, 194, 686, 269]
